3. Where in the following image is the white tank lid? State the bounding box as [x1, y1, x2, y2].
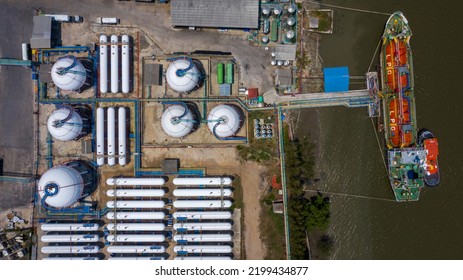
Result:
[51, 57, 86, 91]
[166, 59, 200, 92]
[38, 166, 84, 208]
[207, 105, 242, 138]
[47, 108, 83, 141]
[161, 105, 194, 138]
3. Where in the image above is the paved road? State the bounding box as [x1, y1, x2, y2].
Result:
[0, 2, 35, 210]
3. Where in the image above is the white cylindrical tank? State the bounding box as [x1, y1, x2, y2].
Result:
[121, 35, 130, 93]
[262, 6, 271, 16]
[108, 257, 165, 260]
[47, 108, 84, 141]
[38, 166, 84, 208]
[273, 5, 282, 17]
[173, 211, 232, 220]
[262, 36, 269, 44]
[173, 177, 232, 186]
[161, 105, 195, 138]
[22, 43, 29, 60]
[96, 107, 105, 166]
[107, 107, 116, 166]
[166, 58, 200, 92]
[107, 177, 166, 186]
[174, 234, 232, 243]
[106, 223, 165, 231]
[207, 105, 242, 138]
[288, 4, 297, 14]
[118, 107, 126, 166]
[41, 246, 99, 254]
[287, 17, 296, 27]
[106, 200, 165, 209]
[173, 200, 232, 209]
[286, 30, 295, 40]
[173, 222, 232, 231]
[107, 245, 165, 254]
[106, 212, 165, 220]
[99, 35, 108, 93]
[110, 35, 119, 93]
[106, 234, 165, 243]
[51, 57, 87, 91]
[41, 234, 99, 243]
[173, 245, 232, 254]
[42, 257, 100, 260]
[174, 256, 232, 260]
[173, 189, 232, 197]
[106, 189, 165, 197]
[41, 223, 100, 232]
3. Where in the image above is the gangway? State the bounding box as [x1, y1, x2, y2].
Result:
[0, 58, 36, 67]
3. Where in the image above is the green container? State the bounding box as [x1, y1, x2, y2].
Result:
[258, 96, 263, 103]
[217, 63, 224, 84]
[270, 20, 278, 42]
[225, 63, 234, 84]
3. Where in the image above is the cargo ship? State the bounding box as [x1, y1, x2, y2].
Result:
[418, 129, 440, 187]
[380, 12, 425, 201]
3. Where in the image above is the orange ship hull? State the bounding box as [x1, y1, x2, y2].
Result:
[388, 97, 413, 147]
[385, 40, 409, 92]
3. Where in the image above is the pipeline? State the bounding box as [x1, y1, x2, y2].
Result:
[161, 101, 197, 124]
[166, 56, 193, 77]
[212, 121, 246, 141]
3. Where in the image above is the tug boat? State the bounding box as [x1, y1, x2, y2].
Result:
[418, 129, 440, 187]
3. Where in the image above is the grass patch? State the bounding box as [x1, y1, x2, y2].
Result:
[260, 189, 286, 260]
[232, 175, 243, 209]
[308, 10, 333, 32]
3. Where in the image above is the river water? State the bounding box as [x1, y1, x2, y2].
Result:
[298, 1, 463, 259]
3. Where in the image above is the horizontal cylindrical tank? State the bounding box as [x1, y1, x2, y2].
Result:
[110, 35, 119, 93]
[173, 245, 232, 254]
[99, 35, 108, 93]
[173, 200, 232, 209]
[173, 177, 232, 186]
[107, 107, 116, 166]
[225, 63, 233, 84]
[173, 211, 232, 220]
[41, 223, 99, 232]
[38, 166, 84, 208]
[22, 43, 29, 60]
[173, 188, 232, 197]
[161, 105, 195, 138]
[174, 256, 232, 260]
[41, 234, 99, 243]
[106, 200, 165, 209]
[263, 19, 270, 34]
[42, 257, 100, 260]
[47, 108, 84, 141]
[41, 246, 99, 254]
[106, 189, 165, 197]
[106, 234, 165, 243]
[106, 223, 165, 231]
[96, 107, 105, 166]
[106, 212, 165, 220]
[108, 257, 165, 260]
[217, 63, 224, 84]
[174, 234, 232, 243]
[107, 245, 165, 254]
[118, 107, 126, 166]
[121, 35, 130, 93]
[107, 177, 166, 186]
[173, 222, 232, 231]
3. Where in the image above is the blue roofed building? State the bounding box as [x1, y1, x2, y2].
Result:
[323, 66, 349, 93]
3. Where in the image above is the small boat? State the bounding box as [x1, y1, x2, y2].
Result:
[418, 129, 440, 187]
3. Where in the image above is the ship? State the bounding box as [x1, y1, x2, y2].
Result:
[418, 129, 440, 187]
[380, 12, 425, 202]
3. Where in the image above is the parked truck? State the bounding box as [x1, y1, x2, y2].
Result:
[44, 14, 71, 22]
[97, 17, 120, 25]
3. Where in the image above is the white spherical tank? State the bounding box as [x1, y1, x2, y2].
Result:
[47, 108, 83, 141]
[207, 105, 242, 138]
[51, 57, 87, 91]
[38, 166, 84, 208]
[161, 105, 195, 138]
[166, 58, 200, 92]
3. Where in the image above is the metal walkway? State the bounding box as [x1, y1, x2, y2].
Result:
[0, 58, 36, 67]
[275, 89, 371, 109]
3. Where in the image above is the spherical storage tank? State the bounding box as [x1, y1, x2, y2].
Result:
[51, 56, 87, 91]
[47, 107, 87, 141]
[38, 166, 84, 208]
[166, 58, 201, 92]
[161, 105, 195, 138]
[207, 105, 242, 138]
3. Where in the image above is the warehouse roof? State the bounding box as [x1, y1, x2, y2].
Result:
[171, 0, 259, 29]
[30, 16, 52, 49]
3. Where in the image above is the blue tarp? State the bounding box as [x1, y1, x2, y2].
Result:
[323, 66, 349, 93]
